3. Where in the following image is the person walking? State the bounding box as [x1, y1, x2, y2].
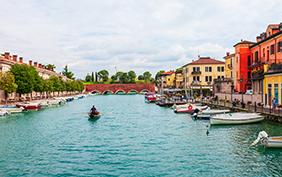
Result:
[272, 97, 276, 113]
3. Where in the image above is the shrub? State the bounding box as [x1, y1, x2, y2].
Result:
[225, 99, 230, 103]
[247, 101, 252, 105]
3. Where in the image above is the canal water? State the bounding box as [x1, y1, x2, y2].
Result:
[1, 95, 282, 176]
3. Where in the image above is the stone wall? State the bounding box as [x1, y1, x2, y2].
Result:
[85, 84, 155, 94]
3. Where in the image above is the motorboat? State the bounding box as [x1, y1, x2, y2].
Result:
[174, 104, 208, 113]
[16, 103, 41, 110]
[145, 92, 156, 103]
[210, 112, 264, 125]
[171, 103, 201, 110]
[0, 110, 9, 116]
[193, 107, 230, 119]
[88, 112, 101, 119]
[0, 107, 25, 114]
[251, 131, 282, 148]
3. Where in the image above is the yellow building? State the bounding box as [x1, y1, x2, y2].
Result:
[223, 53, 235, 78]
[182, 57, 225, 88]
[157, 70, 175, 89]
[264, 72, 282, 106]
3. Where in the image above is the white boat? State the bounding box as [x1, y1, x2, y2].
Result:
[171, 103, 201, 110]
[174, 104, 208, 113]
[210, 112, 264, 125]
[251, 131, 282, 148]
[201, 107, 230, 115]
[0, 111, 9, 116]
[0, 107, 24, 114]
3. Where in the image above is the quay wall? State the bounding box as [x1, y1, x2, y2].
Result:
[215, 93, 263, 103]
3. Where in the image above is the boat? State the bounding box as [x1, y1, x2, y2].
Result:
[251, 131, 282, 148]
[210, 112, 264, 125]
[145, 92, 156, 103]
[0, 110, 9, 116]
[174, 104, 208, 113]
[193, 107, 230, 119]
[16, 103, 41, 110]
[171, 103, 201, 110]
[0, 107, 25, 114]
[88, 112, 101, 119]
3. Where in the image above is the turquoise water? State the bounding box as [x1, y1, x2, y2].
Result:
[1, 95, 282, 176]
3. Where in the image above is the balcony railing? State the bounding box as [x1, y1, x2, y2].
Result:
[228, 64, 232, 69]
[252, 73, 264, 80]
[214, 78, 233, 83]
[191, 71, 201, 75]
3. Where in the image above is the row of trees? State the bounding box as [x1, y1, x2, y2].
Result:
[0, 64, 83, 103]
[85, 70, 154, 84]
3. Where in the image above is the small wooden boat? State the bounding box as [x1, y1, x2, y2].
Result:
[16, 103, 41, 110]
[145, 92, 156, 103]
[88, 112, 101, 119]
[174, 104, 208, 113]
[193, 107, 230, 119]
[251, 131, 282, 148]
[210, 112, 264, 125]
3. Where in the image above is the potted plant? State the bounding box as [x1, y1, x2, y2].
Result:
[247, 101, 252, 105]
[219, 98, 223, 101]
[225, 99, 230, 103]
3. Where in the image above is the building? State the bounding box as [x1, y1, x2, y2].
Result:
[182, 57, 225, 95]
[223, 52, 235, 79]
[157, 70, 175, 89]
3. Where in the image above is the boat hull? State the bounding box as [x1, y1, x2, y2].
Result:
[266, 137, 282, 148]
[16, 104, 41, 110]
[210, 113, 264, 125]
[174, 105, 208, 113]
[0, 107, 24, 114]
[88, 112, 101, 119]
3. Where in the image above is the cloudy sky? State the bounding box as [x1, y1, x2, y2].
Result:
[0, 0, 281, 79]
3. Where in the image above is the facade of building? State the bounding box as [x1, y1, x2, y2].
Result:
[223, 52, 235, 79]
[157, 70, 175, 89]
[182, 57, 225, 89]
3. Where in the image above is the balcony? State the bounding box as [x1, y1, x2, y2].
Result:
[248, 58, 267, 69]
[252, 73, 264, 80]
[228, 64, 232, 69]
[214, 78, 233, 84]
[191, 71, 201, 75]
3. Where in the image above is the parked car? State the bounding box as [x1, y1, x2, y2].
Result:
[245, 90, 253, 94]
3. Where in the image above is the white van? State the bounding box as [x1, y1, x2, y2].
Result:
[245, 90, 253, 94]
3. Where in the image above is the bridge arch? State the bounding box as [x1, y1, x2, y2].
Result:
[140, 89, 150, 93]
[115, 90, 126, 94]
[128, 89, 138, 94]
[91, 90, 101, 94]
[102, 90, 114, 94]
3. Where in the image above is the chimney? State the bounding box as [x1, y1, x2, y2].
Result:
[34, 62, 38, 67]
[256, 36, 261, 43]
[226, 52, 230, 56]
[4, 52, 10, 59]
[19, 57, 23, 63]
[39, 63, 42, 68]
[42, 65, 45, 69]
[13, 55, 17, 62]
[48, 67, 52, 71]
[29, 60, 32, 65]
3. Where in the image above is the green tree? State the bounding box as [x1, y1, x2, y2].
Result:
[62, 65, 75, 80]
[85, 73, 92, 82]
[49, 75, 62, 96]
[138, 75, 144, 80]
[120, 72, 130, 83]
[98, 70, 109, 82]
[95, 72, 98, 82]
[155, 70, 165, 80]
[43, 78, 53, 98]
[10, 63, 37, 96]
[143, 71, 152, 82]
[33, 75, 44, 98]
[45, 64, 56, 71]
[116, 71, 124, 82]
[0, 72, 17, 103]
[128, 70, 136, 80]
[91, 72, 94, 82]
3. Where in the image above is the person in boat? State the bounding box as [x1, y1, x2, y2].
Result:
[90, 105, 98, 115]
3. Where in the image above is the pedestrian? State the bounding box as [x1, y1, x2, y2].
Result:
[233, 98, 236, 107]
[272, 97, 276, 113]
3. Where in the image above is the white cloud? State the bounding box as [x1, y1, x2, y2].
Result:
[0, 0, 281, 79]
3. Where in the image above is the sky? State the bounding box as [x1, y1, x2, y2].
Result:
[0, 0, 282, 79]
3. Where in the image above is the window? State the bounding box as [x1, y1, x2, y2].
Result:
[248, 56, 251, 66]
[197, 67, 200, 71]
[230, 58, 232, 68]
[217, 67, 220, 72]
[263, 48, 265, 57]
[209, 67, 212, 72]
[278, 41, 282, 53]
[193, 67, 196, 72]
[268, 32, 271, 37]
[248, 71, 251, 78]
[218, 76, 220, 79]
[237, 71, 238, 78]
[209, 76, 212, 82]
[221, 76, 224, 78]
[197, 76, 200, 81]
[168, 78, 170, 81]
[193, 76, 196, 81]
[205, 76, 208, 81]
[221, 67, 224, 72]
[205, 67, 208, 72]
[270, 44, 274, 55]
[255, 51, 258, 62]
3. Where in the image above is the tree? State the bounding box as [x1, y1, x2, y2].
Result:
[143, 71, 152, 82]
[85, 73, 92, 82]
[62, 65, 75, 80]
[0, 72, 17, 103]
[95, 72, 98, 82]
[45, 64, 56, 71]
[120, 72, 130, 83]
[91, 72, 94, 82]
[98, 70, 109, 82]
[10, 63, 37, 96]
[155, 70, 165, 80]
[128, 70, 136, 80]
[33, 75, 44, 98]
[138, 75, 144, 80]
[116, 71, 124, 82]
[49, 75, 62, 96]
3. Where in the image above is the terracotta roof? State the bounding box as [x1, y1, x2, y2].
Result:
[159, 70, 175, 76]
[188, 57, 225, 65]
[269, 24, 279, 29]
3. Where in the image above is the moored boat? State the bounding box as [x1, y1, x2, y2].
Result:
[145, 92, 156, 103]
[193, 107, 230, 119]
[16, 103, 41, 110]
[251, 131, 282, 148]
[210, 112, 264, 125]
[174, 104, 208, 113]
[0, 107, 25, 114]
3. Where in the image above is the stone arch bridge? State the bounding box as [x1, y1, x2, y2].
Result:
[85, 84, 155, 94]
